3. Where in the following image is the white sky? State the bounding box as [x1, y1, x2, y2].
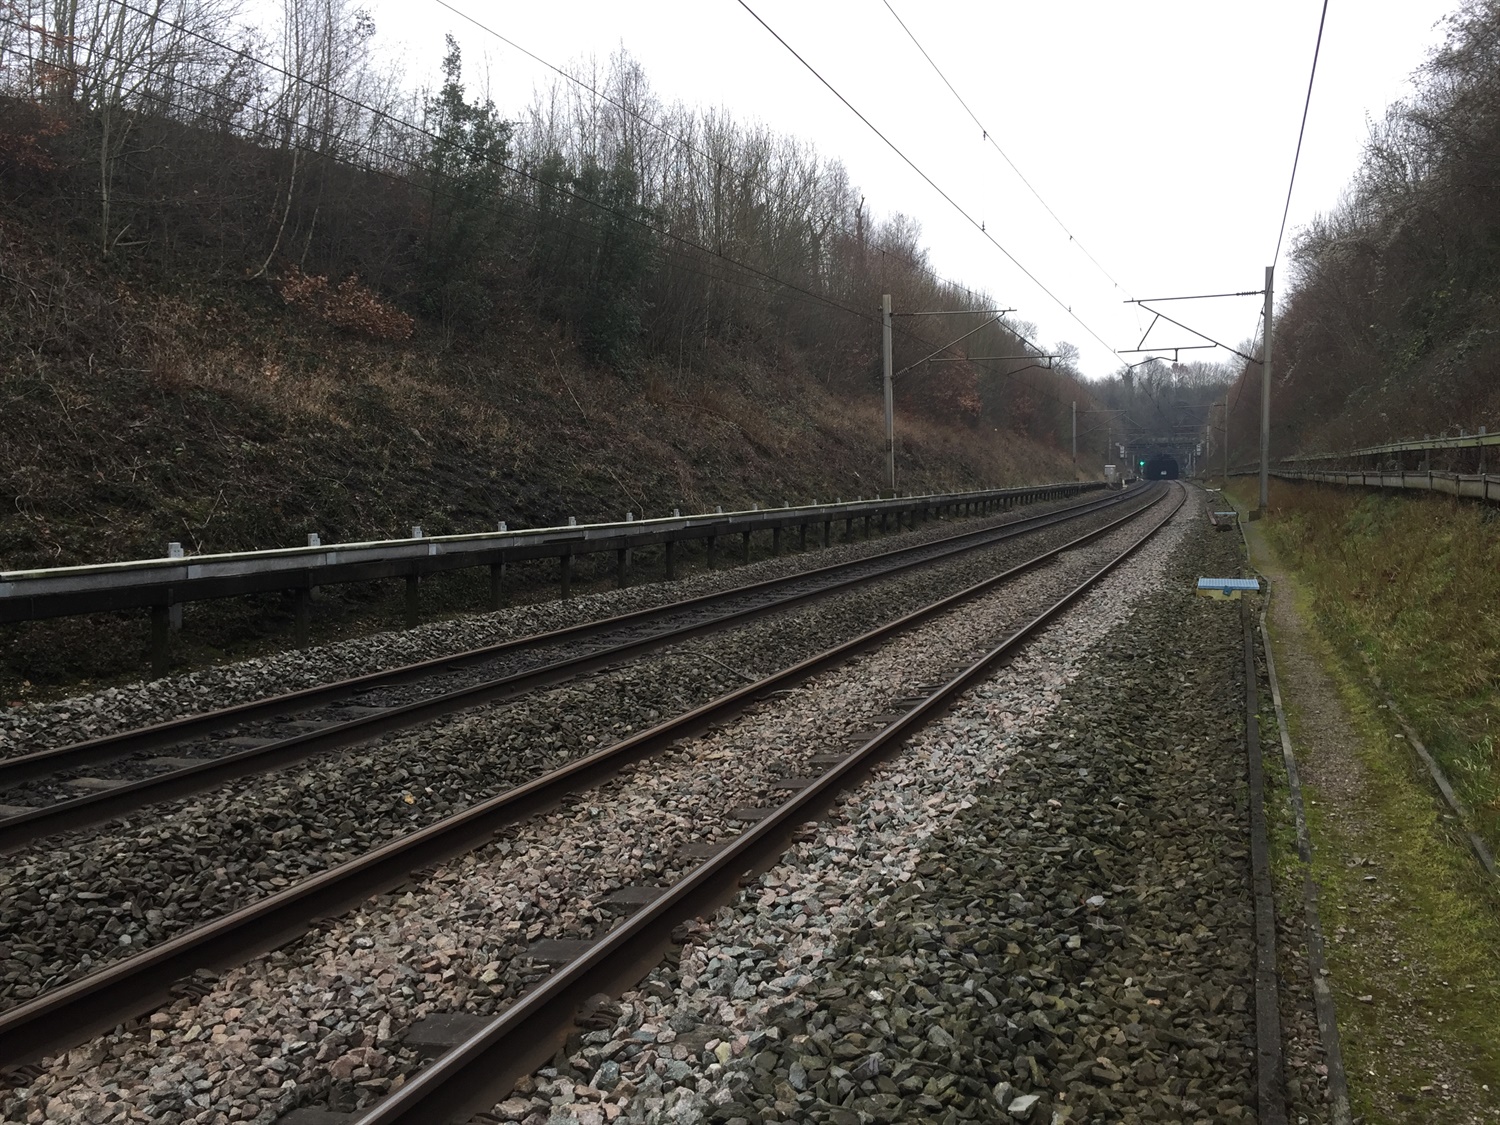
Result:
[356, 0, 1457, 380]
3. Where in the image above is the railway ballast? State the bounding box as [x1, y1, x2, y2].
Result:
[0, 484, 1331, 1124]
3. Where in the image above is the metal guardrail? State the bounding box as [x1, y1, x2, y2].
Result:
[0, 482, 1102, 643]
[1268, 468, 1500, 503]
[1282, 431, 1498, 463]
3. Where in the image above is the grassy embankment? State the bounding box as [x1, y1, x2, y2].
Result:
[1240, 480, 1500, 841]
[1229, 477, 1500, 1120]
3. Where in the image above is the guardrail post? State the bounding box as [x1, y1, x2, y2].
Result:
[560, 550, 573, 598]
[741, 529, 751, 565]
[490, 559, 506, 609]
[150, 604, 170, 677]
[404, 526, 424, 627]
[293, 587, 312, 648]
[822, 519, 831, 548]
[799, 523, 808, 551]
[863, 513, 871, 538]
[771, 526, 782, 556]
[880, 510, 888, 533]
[166, 543, 184, 632]
[844, 515, 853, 541]
[706, 535, 717, 570]
[404, 573, 420, 627]
[617, 513, 633, 589]
[665, 539, 677, 580]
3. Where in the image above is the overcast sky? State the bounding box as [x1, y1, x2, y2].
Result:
[356, 0, 1457, 380]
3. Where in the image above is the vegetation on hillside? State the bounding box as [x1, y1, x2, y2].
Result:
[1247, 480, 1500, 850]
[1225, 0, 1500, 460]
[0, 1, 1113, 688]
[0, 0, 1103, 494]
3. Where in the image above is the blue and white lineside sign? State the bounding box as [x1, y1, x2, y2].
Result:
[1196, 577, 1261, 600]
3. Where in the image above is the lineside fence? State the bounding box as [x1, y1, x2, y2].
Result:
[1222, 428, 1500, 507]
[1, 482, 1102, 674]
[1277, 428, 1497, 473]
[1268, 468, 1500, 503]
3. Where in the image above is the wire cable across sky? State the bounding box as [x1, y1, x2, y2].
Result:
[1273, 0, 1331, 268]
[734, 0, 1121, 364]
[879, 0, 1135, 303]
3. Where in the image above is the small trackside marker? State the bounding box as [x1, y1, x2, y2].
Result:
[1196, 577, 1260, 600]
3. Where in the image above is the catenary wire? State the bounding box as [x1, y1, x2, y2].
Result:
[733, 0, 1122, 363]
[1274, 0, 1331, 268]
[879, 0, 1134, 301]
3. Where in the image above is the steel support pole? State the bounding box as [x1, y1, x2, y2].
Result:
[882, 294, 895, 491]
[1071, 400, 1077, 462]
[1222, 399, 1229, 484]
[1260, 265, 1274, 511]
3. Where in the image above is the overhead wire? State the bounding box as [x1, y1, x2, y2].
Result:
[733, 0, 1122, 364]
[1274, 0, 1330, 268]
[878, 0, 1133, 301]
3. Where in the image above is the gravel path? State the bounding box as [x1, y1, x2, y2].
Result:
[0, 494, 1156, 1012]
[0, 494, 1177, 1124]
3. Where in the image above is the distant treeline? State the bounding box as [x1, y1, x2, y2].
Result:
[0, 0, 1101, 447]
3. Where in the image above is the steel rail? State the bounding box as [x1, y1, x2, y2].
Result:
[0, 489, 1131, 786]
[0, 487, 1171, 1070]
[0, 490, 1144, 853]
[353, 484, 1188, 1125]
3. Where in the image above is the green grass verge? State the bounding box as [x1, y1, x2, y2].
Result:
[1231, 479, 1500, 855]
[1226, 479, 1500, 1121]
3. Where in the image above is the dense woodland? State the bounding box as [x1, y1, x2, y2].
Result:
[1226, 0, 1500, 461]
[0, 0, 1102, 448]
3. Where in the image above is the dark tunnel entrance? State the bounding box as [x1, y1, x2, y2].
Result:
[1143, 455, 1179, 480]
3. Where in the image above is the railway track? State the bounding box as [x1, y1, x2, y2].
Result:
[347, 483, 1189, 1124]
[0, 486, 1155, 853]
[0, 485, 1176, 1076]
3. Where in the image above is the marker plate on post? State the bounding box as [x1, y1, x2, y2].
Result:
[1196, 577, 1260, 600]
